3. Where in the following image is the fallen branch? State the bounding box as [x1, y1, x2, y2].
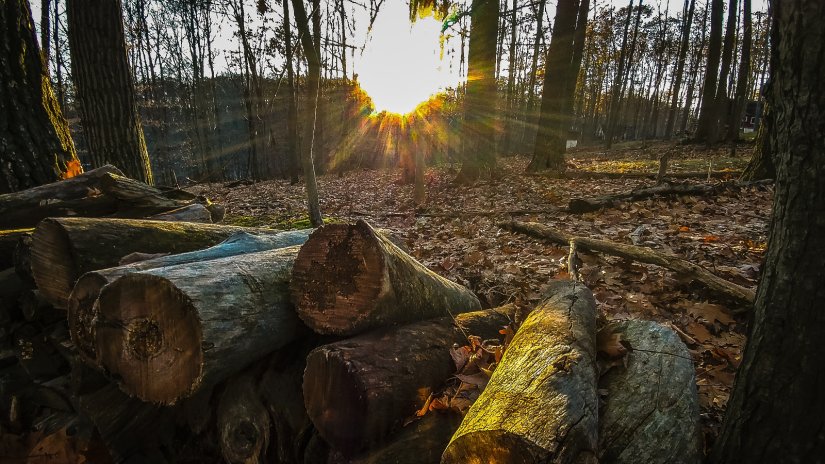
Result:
[562, 170, 745, 180]
[350, 208, 562, 218]
[498, 220, 755, 307]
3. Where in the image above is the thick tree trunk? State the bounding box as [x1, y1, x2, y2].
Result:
[95, 246, 305, 404]
[740, 102, 774, 181]
[599, 320, 701, 464]
[694, 0, 724, 141]
[303, 306, 513, 454]
[712, 2, 825, 461]
[30, 217, 284, 308]
[290, 220, 481, 335]
[442, 281, 598, 464]
[68, 230, 311, 363]
[66, 0, 153, 184]
[0, 0, 78, 193]
[708, 0, 739, 144]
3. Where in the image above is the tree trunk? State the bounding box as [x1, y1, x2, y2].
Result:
[68, 230, 311, 363]
[727, 0, 751, 145]
[0, 0, 79, 193]
[740, 102, 774, 180]
[708, 0, 739, 144]
[30, 217, 285, 308]
[303, 306, 513, 454]
[283, 0, 301, 183]
[457, 0, 499, 182]
[66, 0, 153, 184]
[604, 0, 635, 149]
[290, 220, 481, 335]
[712, 1, 825, 461]
[95, 245, 305, 404]
[442, 281, 598, 464]
[598, 320, 701, 464]
[501, 0, 518, 155]
[666, 0, 697, 139]
[694, 0, 724, 141]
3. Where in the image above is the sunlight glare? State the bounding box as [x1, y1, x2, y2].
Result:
[356, 2, 459, 115]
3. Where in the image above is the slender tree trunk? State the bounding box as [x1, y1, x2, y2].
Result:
[727, 0, 751, 146]
[694, 0, 724, 142]
[66, 0, 153, 184]
[680, 3, 708, 134]
[1, 0, 79, 193]
[604, 0, 634, 148]
[665, 0, 696, 138]
[707, 0, 738, 144]
[502, 0, 518, 155]
[712, 1, 825, 461]
[283, 0, 300, 183]
[40, 0, 49, 69]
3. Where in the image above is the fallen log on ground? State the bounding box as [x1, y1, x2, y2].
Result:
[291, 220, 481, 335]
[148, 203, 213, 223]
[442, 281, 599, 464]
[217, 372, 270, 464]
[598, 320, 701, 464]
[67, 230, 312, 363]
[567, 179, 772, 213]
[499, 221, 755, 306]
[563, 170, 744, 180]
[30, 217, 285, 308]
[95, 245, 305, 404]
[303, 305, 514, 455]
[0, 165, 123, 229]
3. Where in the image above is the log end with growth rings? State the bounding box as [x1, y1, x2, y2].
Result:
[68, 272, 109, 362]
[30, 218, 76, 308]
[290, 221, 386, 334]
[96, 274, 204, 404]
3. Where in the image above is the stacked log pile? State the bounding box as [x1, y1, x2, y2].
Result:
[1, 173, 703, 464]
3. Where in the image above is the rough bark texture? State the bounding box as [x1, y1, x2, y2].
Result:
[31, 217, 282, 308]
[665, 0, 696, 138]
[0, 0, 78, 194]
[66, 0, 153, 184]
[303, 306, 514, 454]
[217, 373, 270, 464]
[712, 1, 825, 461]
[598, 320, 701, 464]
[68, 230, 311, 363]
[291, 220, 481, 335]
[500, 221, 755, 306]
[95, 246, 305, 404]
[740, 103, 775, 181]
[694, 0, 723, 141]
[0, 228, 31, 269]
[148, 203, 212, 223]
[442, 281, 598, 464]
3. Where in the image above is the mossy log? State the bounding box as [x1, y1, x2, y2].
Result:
[95, 245, 305, 404]
[68, 230, 311, 363]
[0, 165, 123, 229]
[31, 217, 284, 308]
[148, 203, 213, 223]
[598, 320, 701, 464]
[303, 306, 514, 455]
[218, 372, 271, 464]
[442, 281, 599, 464]
[291, 220, 481, 335]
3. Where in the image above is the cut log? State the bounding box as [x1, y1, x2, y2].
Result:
[19, 290, 60, 324]
[95, 245, 305, 404]
[0, 229, 31, 269]
[98, 172, 191, 213]
[442, 281, 599, 464]
[13, 233, 34, 285]
[499, 220, 756, 306]
[567, 179, 772, 213]
[303, 305, 514, 455]
[148, 203, 213, 223]
[68, 230, 311, 364]
[31, 217, 286, 308]
[598, 320, 701, 464]
[291, 220, 481, 335]
[0, 267, 24, 321]
[0, 165, 123, 229]
[218, 372, 270, 464]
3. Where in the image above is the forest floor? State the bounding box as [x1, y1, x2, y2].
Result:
[188, 139, 771, 454]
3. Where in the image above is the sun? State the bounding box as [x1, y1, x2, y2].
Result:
[355, 2, 459, 115]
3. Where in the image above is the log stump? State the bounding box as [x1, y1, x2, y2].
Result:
[442, 281, 599, 464]
[291, 220, 481, 335]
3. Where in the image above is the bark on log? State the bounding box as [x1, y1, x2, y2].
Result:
[303, 306, 514, 455]
[499, 221, 755, 306]
[13, 233, 33, 285]
[218, 372, 270, 464]
[0, 228, 31, 269]
[598, 320, 701, 464]
[0, 165, 123, 229]
[291, 220, 481, 335]
[148, 203, 213, 223]
[95, 245, 305, 404]
[98, 172, 192, 214]
[68, 230, 311, 363]
[442, 281, 599, 464]
[31, 217, 285, 308]
[567, 180, 772, 214]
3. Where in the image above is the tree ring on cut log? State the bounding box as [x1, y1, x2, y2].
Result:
[30, 218, 75, 308]
[291, 222, 385, 333]
[68, 273, 108, 362]
[97, 274, 203, 404]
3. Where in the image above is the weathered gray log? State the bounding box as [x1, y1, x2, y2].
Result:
[30, 217, 285, 308]
[499, 221, 756, 307]
[442, 281, 599, 464]
[148, 203, 213, 223]
[291, 220, 481, 335]
[67, 230, 311, 363]
[0, 165, 123, 229]
[0, 229, 31, 269]
[218, 372, 270, 464]
[95, 245, 305, 404]
[303, 306, 514, 455]
[598, 320, 701, 464]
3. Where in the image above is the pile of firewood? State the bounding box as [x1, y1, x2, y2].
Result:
[1, 172, 703, 463]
